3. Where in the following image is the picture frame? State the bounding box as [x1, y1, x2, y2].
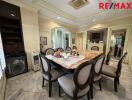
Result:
[40, 37, 47, 45]
[72, 38, 75, 44]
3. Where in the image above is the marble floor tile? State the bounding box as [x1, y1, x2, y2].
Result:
[5, 63, 132, 100]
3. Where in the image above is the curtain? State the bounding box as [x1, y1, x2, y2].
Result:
[51, 28, 65, 49]
[0, 33, 6, 79]
[57, 30, 63, 48]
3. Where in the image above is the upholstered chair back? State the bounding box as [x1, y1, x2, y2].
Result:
[116, 52, 127, 77]
[40, 55, 51, 77]
[74, 61, 94, 90]
[65, 47, 72, 53]
[94, 55, 105, 75]
[91, 46, 99, 51]
[44, 48, 55, 55]
[56, 48, 64, 52]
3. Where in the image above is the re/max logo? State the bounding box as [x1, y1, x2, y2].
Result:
[99, 2, 132, 9]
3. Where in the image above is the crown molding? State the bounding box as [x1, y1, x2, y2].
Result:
[31, 0, 132, 26]
[3, 0, 77, 28]
[3, 0, 132, 28]
[32, 0, 78, 23]
[38, 14, 78, 29]
[79, 15, 132, 30]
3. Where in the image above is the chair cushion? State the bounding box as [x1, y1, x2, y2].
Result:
[102, 64, 117, 77]
[94, 75, 101, 82]
[43, 68, 60, 81]
[58, 74, 90, 97]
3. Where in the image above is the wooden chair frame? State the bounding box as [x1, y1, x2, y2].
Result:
[44, 48, 55, 55]
[40, 54, 57, 97]
[58, 60, 95, 100]
[102, 52, 127, 92]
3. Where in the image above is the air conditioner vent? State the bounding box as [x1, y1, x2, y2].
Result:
[69, 0, 89, 9]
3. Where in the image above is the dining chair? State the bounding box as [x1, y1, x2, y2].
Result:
[65, 47, 72, 53]
[93, 54, 105, 90]
[102, 52, 127, 92]
[44, 48, 55, 55]
[44, 48, 58, 69]
[72, 46, 77, 51]
[56, 48, 64, 52]
[91, 46, 99, 51]
[105, 48, 112, 65]
[40, 54, 62, 97]
[58, 60, 95, 100]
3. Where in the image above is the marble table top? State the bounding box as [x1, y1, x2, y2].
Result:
[46, 51, 102, 69]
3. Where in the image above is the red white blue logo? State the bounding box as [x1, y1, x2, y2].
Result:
[99, 0, 132, 10]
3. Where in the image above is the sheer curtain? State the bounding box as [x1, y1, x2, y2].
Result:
[51, 27, 65, 49]
[0, 33, 6, 79]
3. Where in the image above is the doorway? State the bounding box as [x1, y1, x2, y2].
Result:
[110, 29, 126, 59]
[86, 28, 108, 53]
[65, 33, 70, 48]
[76, 33, 83, 52]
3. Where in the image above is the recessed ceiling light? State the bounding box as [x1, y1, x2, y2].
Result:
[92, 19, 96, 22]
[11, 13, 15, 17]
[57, 16, 61, 19]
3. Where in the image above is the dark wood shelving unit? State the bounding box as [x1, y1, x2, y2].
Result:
[0, 17, 25, 55]
[2, 24, 20, 29]
[0, 0, 28, 78]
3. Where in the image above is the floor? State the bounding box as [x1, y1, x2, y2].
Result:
[5, 62, 132, 100]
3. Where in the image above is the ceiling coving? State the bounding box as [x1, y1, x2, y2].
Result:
[69, 0, 89, 9]
[11, 0, 132, 27]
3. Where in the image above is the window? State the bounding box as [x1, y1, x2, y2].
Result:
[51, 27, 71, 49]
[0, 33, 6, 79]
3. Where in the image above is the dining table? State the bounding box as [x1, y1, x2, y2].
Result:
[46, 51, 103, 69]
[46, 51, 103, 99]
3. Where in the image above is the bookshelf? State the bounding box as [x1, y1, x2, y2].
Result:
[0, 0, 28, 78]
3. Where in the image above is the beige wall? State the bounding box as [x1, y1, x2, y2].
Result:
[39, 17, 77, 50]
[78, 16, 132, 70]
[21, 8, 40, 69]
[128, 25, 132, 71]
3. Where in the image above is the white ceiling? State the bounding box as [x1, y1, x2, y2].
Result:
[21, 0, 132, 27]
[46, 0, 100, 18]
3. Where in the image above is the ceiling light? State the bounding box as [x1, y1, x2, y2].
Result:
[92, 19, 96, 22]
[57, 16, 61, 19]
